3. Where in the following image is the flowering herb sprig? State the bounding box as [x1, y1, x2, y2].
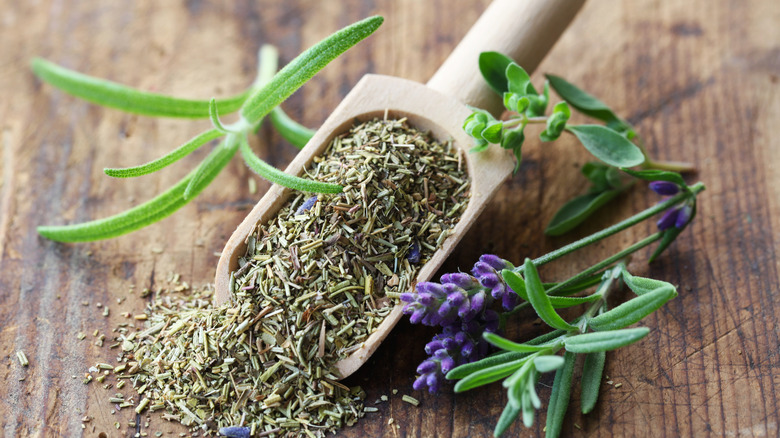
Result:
[403, 179, 705, 437]
[34, 16, 384, 242]
[464, 51, 696, 237]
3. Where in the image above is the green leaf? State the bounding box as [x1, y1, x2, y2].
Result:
[269, 107, 314, 149]
[539, 101, 570, 142]
[563, 327, 650, 353]
[481, 120, 504, 143]
[622, 270, 674, 296]
[545, 190, 621, 236]
[31, 58, 249, 118]
[184, 135, 241, 200]
[605, 166, 625, 189]
[526, 80, 549, 118]
[502, 269, 529, 300]
[588, 286, 676, 331]
[505, 63, 535, 96]
[453, 356, 531, 393]
[533, 355, 565, 373]
[484, 332, 559, 353]
[566, 125, 645, 168]
[479, 51, 514, 95]
[37, 142, 236, 242]
[622, 168, 687, 187]
[501, 128, 525, 174]
[104, 128, 224, 178]
[545, 351, 575, 438]
[545, 74, 628, 129]
[582, 161, 611, 190]
[448, 329, 566, 380]
[503, 92, 529, 114]
[523, 259, 578, 331]
[548, 294, 601, 308]
[239, 136, 342, 193]
[494, 402, 521, 437]
[580, 351, 606, 414]
[241, 16, 383, 124]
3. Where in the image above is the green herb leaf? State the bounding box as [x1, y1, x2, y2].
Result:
[484, 332, 559, 353]
[548, 294, 602, 308]
[588, 286, 676, 331]
[494, 402, 522, 437]
[37, 142, 236, 242]
[453, 356, 531, 393]
[545, 190, 621, 236]
[184, 135, 241, 200]
[622, 270, 674, 296]
[622, 168, 687, 187]
[566, 125, 645, 168]
[539, 101, 570, 142]
[31, 58, 249, 118]
[563, 327, 650, 353]
[532, 355, 565, 373]
[239, 136, 343, 194]
[503, 92, 530, 114]
[500, 128, 525, 174]
[269, 107, 314, 149]
[241, 16, 383, 124]
[580, 351, 606, 414]
[104, 129, 224, 178]
[545, 351, 576, 438]
[505, 63, 536, 96]
[526, 80, 549, 118]
[545, 74, 628, 129]
[501, 269, 528, 301]
[582, 161, 611, 190]
[479, 51, 514, 95]
[523, 259, 578, 331]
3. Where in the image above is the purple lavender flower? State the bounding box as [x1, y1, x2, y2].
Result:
[295, 195, 318, 215]
[471, 255, 518, 310]
[649, 181, 680, 196]
[412, 316, 498, 393]
[656, 207, 681, 230]
[675, 204, 693, 228]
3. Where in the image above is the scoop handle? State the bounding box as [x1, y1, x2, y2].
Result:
[427, 0, 585, 116]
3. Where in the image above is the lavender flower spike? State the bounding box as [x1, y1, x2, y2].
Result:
[649, 181, 680, 196]
[675, 204, 693, 228]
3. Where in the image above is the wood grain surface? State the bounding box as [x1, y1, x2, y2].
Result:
[1, 0, 778, 437]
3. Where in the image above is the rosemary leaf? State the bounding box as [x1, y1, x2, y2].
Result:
[544, 351, 576, 438]
[241, 16, 384, 124]
[483, 332, 558, 353]
[37, 144, 235, 242]
[580, 351, 606, 414]
[270, 107, 315, 149]
[494, 402, 521, 437]
[183, 135, 240, 200]
[104, 128, 224, 178]
[523, 259, 578, 331]
[239, 137, 342, 193]
[31, 58, 248, 118]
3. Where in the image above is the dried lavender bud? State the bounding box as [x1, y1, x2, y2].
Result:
[219, 426, 251, 438]
[295, 195, 318, 215]
[407, 241, 421, 264]
[649, 181, 680, 196]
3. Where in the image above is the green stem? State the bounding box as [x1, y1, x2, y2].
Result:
[544, 233, 662, 297]
[519, 182, 704, 271]
[581, 262, 625, 321]
[644, 159, 697, 173]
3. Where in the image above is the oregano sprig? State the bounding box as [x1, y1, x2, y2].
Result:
[34, 16, 383, 242]
[465, 52, 696, 236]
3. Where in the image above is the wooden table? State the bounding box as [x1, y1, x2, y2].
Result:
[1, 0, 778, 436]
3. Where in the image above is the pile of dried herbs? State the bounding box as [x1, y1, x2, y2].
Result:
[93, 118, 471, 436]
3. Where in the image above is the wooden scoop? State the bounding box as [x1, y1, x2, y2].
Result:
[215, 0, 585, 379]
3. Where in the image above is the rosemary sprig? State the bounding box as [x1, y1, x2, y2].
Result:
[35, 16, 383, 242]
